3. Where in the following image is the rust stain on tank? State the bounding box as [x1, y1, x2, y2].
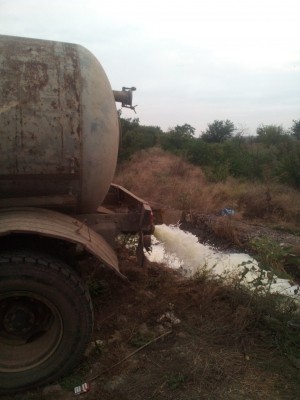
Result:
[64, 44, 82, 137]
[0, 35, 120, 212]
[22, 61, 49, 103]
[51, 100, 58, 109]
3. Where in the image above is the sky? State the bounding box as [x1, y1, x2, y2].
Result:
[1, 0, 299, 136]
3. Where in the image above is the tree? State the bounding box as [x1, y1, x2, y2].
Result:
[119, 118, 162, 161]
[120, 117, 140, 134]
[290, 119, 300, 139]
[256, 124, 288, 146]
[160, 123, 195, 152]
[171, 124, 195, 138]
[201, 120, 235, 143]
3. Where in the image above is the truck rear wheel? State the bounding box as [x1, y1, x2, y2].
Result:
[0, 252, 93, 393]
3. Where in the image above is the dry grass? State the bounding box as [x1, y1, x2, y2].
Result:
[115, 147, 300, 228]
[237, 183, 300, 222]
[208, 216, 244, 246]
[115, 147, 206, 210]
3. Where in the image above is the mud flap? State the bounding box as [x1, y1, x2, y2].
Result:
[0, 207, 126, 279]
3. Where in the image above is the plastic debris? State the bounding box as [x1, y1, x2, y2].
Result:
[74, 382, 91, 395]
[157, 311, 181, 325]
[219, 208, 235, 216]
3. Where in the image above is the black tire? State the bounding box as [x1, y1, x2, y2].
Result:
[0, 252, 94, 393]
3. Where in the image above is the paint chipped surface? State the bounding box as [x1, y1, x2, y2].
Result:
[0, 36, 81, 176]
[0, 35, 119, 213]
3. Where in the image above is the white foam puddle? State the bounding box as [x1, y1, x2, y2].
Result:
[147, 224, 300, 299]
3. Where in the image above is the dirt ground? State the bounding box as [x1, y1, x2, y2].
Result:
[183, 214, 300, 248]
[7, 239, 300, 400]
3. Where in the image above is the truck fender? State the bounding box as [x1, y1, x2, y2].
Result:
[0, 208, 126, 279]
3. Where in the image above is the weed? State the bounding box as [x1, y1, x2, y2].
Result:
[192, 265, 211, 283]
[116, 148, 300, 231]
[117, 233, 139, 254]
[165, 373, 188, 390]
[178, 191, 192, 210]
[209, 216, 242, 246]
[268, 222, 300, 237]
[204, 162, 231, 183]
[88, 278, 109, 297]
[59, 361, 91, 390]
[130, 332, 155, 348]
[249, 236, 294, 278]
[226, 269, 300, 364]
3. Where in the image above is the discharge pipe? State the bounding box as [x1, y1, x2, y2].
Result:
[113, 87, 136, 111]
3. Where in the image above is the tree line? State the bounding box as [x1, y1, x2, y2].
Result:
[118, 117, 300, 188]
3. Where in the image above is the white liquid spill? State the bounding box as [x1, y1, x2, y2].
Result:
[147, 224, 300, 299]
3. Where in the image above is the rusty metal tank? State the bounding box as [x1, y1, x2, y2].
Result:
[0, 35, 120, 213]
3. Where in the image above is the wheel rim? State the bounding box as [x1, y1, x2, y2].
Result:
[0, 291, 63, 372]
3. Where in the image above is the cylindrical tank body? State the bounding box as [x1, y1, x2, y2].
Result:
[0, 35, 119, 213]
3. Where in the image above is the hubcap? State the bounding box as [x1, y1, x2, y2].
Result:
[0, 293, 63, 372]
[0, 297, 52, 343]
[3, 304, 35, 335]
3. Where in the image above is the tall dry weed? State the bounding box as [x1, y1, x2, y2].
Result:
[209, 216, 243, 246]
[237, 183, 300, 222]
[115, 148, 300, 227]
[115, 147, 206, 210]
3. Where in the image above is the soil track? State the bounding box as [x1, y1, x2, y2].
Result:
[181, 213, 300, 250]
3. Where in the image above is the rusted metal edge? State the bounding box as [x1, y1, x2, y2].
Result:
[110, 183, 151, 207]
[0, 195, 77, 208]
[0, 173, 80, 180]
[0, 208, 125, 279]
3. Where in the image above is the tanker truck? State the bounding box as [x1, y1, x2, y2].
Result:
[0, 35, 153, 393]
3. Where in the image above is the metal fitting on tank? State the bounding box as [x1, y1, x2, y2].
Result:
[113, 87, 136, 111]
